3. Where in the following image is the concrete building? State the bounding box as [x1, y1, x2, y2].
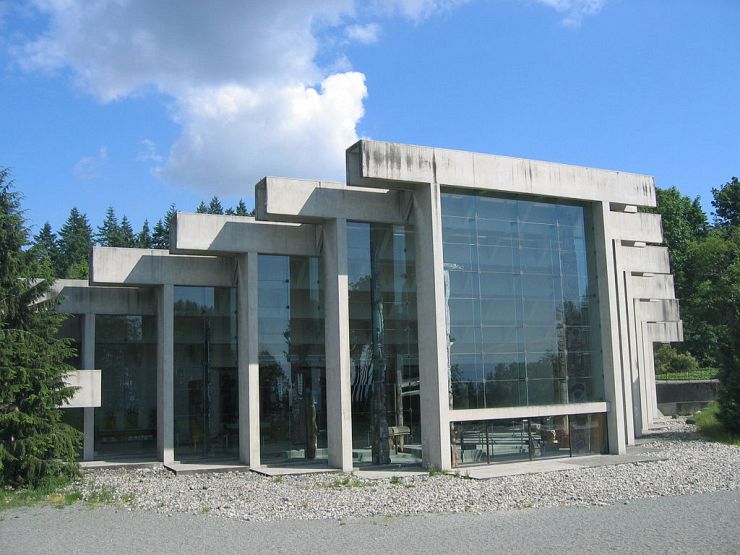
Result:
[58, 140, 682, 471]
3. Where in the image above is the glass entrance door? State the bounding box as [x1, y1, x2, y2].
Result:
[174, 287, 238, 460]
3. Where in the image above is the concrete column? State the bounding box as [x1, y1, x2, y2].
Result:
[592, 202, 627, 455]
[412, 183, 452, 470]
[157, 284, 174, 464]
[238, 252, 261, 467]
[82, 313, 95, 461]
[612, 244, 636, 445]
[322, 218, 353, 471]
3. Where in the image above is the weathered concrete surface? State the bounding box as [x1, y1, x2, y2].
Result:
[62, 370, 101, 408]
[657, 380, 720, 415]
[53, 280, 155, 315]
[347, 139, 657, 206]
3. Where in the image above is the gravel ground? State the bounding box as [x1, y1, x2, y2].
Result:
[74, 418, 740, 522]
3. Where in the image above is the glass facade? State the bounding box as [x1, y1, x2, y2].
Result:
[59, 314, 84, 457]
[347, 222, 421, 465]
[95, 315, 157, 457]
[174, 287, 238, 460]
[258, 255, 326, 464]
[441, 190, 603, 410]
[450, 413, 607, 466]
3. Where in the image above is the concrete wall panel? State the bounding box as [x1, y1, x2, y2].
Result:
[609, 212, 664, 244]
[62, 370, 101, 408]
[631, 274, 676, 300]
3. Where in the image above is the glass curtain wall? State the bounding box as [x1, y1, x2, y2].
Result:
[58, 314, 84, 455]
[258, 255, 327, 464]
[451, 413, 606, 466]
[441, 191, 603, 410]
[94, 315, 157, 457]
[174, 287, 238, 460]
[347, 222, 421, 466]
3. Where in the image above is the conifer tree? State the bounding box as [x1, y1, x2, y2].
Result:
[137, 219, 153, 249]
[151, 204, 176, 249]
[207, 196, 224, 215]
[30, 222, 59, 276]
[196, 201, 208, 214]
[57, 208, 93, 278]
[0, 169, 81, 487]
[119, 216, 136, 247]
[96, 207, 122, 247]
[234, 199, 251, 216]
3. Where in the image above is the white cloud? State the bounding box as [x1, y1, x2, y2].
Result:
[136, 139, 163, 163]
[345, 23, 381, 44]
[372, 0, 471, 22]
[73, 146, 108, 180]
[534, 0, 607, 28]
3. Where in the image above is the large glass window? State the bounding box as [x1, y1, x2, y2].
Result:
[174, 287, 238, 460]
[348, 222, 421, 466]
[258, 255, 326, 464]
[58, 314, 84, 456]
[450, 413, 607, 466]
[442, 191, 603, 409]
[95, 315, 157, 457]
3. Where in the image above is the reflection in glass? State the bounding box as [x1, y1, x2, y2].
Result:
[348, 222, 421, 465]
[258, 255, 327, 464]
[442, 190, 603, 409]
[174, 288, 238, 460]
[451, 413, 605, 466]
[95, 315, 157, 457]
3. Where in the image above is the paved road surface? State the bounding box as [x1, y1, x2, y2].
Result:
[2, 490, 738, 554]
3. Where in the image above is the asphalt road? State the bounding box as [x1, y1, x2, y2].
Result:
[2, 490, 738, 554]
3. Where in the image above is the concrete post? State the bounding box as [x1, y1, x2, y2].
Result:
[238, 253, 261, 467]
[412, 184, 452, 470]
[157, 284, 174, 464]
[592, 202, 627, 455]
[82, 313, 95, 461]
[322, 218, 353, 471]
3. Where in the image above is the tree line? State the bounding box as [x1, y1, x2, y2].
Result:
[651, 177, 739, 434]
[29, 196, 254, 280]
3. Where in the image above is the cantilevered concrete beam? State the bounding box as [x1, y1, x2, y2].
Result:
[172, 213, 319, 256]
[347, 140, 657, 207]
[90, 248, 235, 287]
[255, 177, 409, 224]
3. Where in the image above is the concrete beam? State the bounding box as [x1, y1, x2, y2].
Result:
[646, 321, 684, 343]
[91, 248, 235, 287]
[638, 299, 681, 323]
[619, 245, 671, 274]
[52, 280, 155, 315]
[609, 212, 664, 244]
[347, 140, 657, 207]
[631, 274, 676, 300]
[62, 370, 101, 408]
[450, 402, 608, 422]
[172, 213, 319, 256]
[256, 177, 408, 224]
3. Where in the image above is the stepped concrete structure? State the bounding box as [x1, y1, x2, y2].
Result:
[57, 140, 682, 471]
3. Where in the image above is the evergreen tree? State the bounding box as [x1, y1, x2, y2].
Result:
[234, 199, 251, 216]
[57, 208, 93, 279]
[207, 196, 224, 215]
[95, 206, 122, 247]
[0, 169, 81, 487]
[30, 222, 59, 277]
[151, 204, 176, 250]
[119, 216, 136, 247]
[137, 219, 153, 249]
[196, 201, 208, 214]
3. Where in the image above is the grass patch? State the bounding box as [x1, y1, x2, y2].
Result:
[85, 486, 116, 506]
[655, 368, 719, 381]
[0, 476, 81, 512]
[389, 476, 403, 485]
[325, 474, 375, 488]
[694, 402, 740, 446]
[271, 476, 284, 484]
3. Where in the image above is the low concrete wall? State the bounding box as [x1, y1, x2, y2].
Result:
[656, 380, 720, 416]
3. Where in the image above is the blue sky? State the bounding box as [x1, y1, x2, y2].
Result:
[1, 0, 737, 236]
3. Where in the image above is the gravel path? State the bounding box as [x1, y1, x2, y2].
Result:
[74, 418, 740, 522]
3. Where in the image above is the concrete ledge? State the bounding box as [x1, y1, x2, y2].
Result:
[164, 461, 250, 475]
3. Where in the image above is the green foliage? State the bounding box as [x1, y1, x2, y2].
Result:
[694, 402, 740, 445]
[712, 176, 740, 228]
[0, 170, 82, 488]
[654, 344, 699, 374]
[137, 219, 153, 249]
[57, 207, 93, 278]
[119, 216, 136, 247]
[207, 196, 224, 215]
[151, 204, 177, 249]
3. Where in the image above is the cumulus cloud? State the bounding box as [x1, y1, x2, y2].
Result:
[534, 0, 607, 28]
[73, 146, 108, 180]
[345, 23, 381, 44]
[372, 0, 471, 22]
